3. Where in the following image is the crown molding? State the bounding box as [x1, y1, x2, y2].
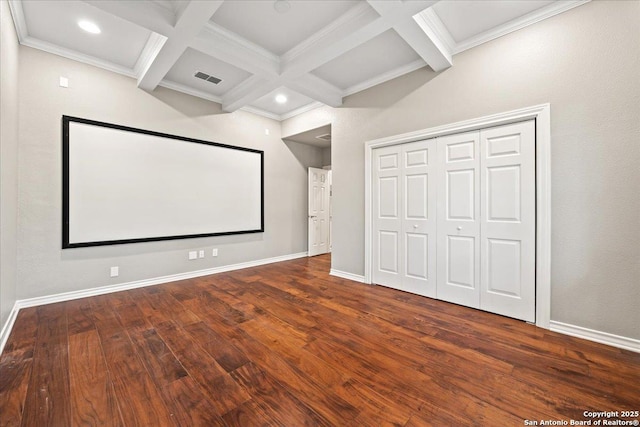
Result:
[21, 36, 137, 78]
[7, 0, 28, 42]
[343, 59, 426, 97]
[158, 79, 223, 104]
[453, 0, 591, 54]
[279, 101, 325, 121]
[239, 105, 281, 121]
[239, 101, 325, 122]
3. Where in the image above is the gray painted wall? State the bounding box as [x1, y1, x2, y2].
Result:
[322, 147, 331, 168]
[283, 0, 640, 339]
[0, 0, 19, 329]
[15, 46, 311, 301]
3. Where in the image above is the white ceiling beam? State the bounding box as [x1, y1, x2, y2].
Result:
[82, 0, 175, 36]
[366, 0, 436, 19]
[137, 0, 224, 91]
[185, 0, 444, 113]
[287, 74, 343, 108]
[394, 17, 452, 72]
[280, 2, 385, 78]
[207, 4, 386, 112]
[367, 0, 451, 72]
[222, 76, 280, 113]
[191, 23, 279, 77]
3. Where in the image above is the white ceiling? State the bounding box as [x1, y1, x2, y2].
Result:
[9, 0, 588, 121]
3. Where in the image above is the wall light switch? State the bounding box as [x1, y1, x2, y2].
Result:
[188, 251, 197, 260]
[212, 248, 218, 257]
[198, 250, 205, 258]
[59, 76, 69, 88]
[110, 266, 119, 277]
[265, 129, 270, 135]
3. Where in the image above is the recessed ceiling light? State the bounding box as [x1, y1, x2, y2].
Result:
[273, 0, 291, 14]
[275, 94, 287, 104]
[78, 20, 101, 34]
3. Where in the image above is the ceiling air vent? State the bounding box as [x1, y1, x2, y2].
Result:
[194, 71, 222, 85]
[316, 133, 331, 142]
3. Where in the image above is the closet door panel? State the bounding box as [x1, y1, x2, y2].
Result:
[437, 132, 480, 308]
[373, 146, 402, 288]
[480, 121, 536, 322]
[402, 140, 436, 297]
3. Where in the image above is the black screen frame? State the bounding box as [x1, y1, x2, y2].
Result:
[62, 115, 264, 249]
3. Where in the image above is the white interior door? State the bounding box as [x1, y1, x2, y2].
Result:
[437, 131, 481, 308]
[480, 121, 536, 322]
[308, 167, 330, 256]
[373, 140, 436, 297]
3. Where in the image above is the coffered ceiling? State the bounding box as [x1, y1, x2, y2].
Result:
[8, 0, 588, 121]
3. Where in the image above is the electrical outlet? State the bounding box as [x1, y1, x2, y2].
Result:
[198, 250, 205, 258]
[212, 248, 218, 257]
[110, 266, 119, 277]
[188, 251, 197, 260]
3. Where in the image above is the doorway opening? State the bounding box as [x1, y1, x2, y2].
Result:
[282, 124, 332, 259]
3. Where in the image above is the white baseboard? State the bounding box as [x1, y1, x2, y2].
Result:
[550, 320, 640, 353]
[0, 252, 307, 356]
[330, 269, 366, 283]
[0, 303, 21, 356]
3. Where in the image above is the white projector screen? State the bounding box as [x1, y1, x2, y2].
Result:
[62, 116, 264, 248]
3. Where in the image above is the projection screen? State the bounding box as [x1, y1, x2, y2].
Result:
[62, 116, 264, 248]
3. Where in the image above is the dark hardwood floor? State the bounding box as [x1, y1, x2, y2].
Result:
[1, 254, 638, 426]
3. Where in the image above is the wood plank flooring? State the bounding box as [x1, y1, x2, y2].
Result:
[1, 254, 638, 426]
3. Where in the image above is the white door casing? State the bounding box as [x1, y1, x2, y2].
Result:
[373, 139, 437, 297]
[436, 131, 481, 308]
[308, 167, 330, 256]
[480, 121, 536, 322]
[328, 170, 332, 252]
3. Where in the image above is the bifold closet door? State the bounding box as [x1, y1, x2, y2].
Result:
[480, 121, 535, 322]
[373, 139, 436, 297]
[373, 145, 402, 289]
[436, 131, 481, 308]
[436, 121, 535, 322]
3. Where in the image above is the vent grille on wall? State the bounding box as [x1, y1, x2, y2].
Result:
[194, 71, 222, 85]
[316, 133, 331, 141]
